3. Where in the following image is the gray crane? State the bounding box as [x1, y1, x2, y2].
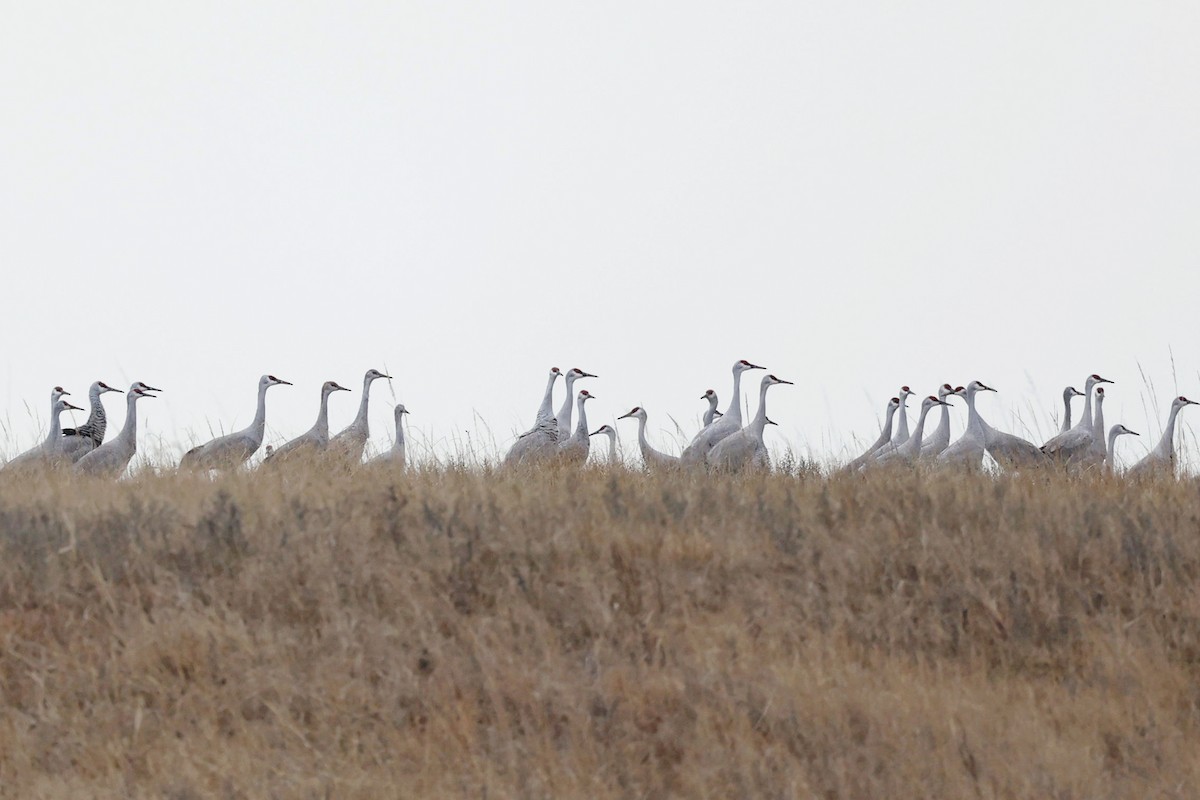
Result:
[503, 367, 562, 466]
[708, 374, 792, 473]
[75, 384, 161, 478]
[878, 394, 949, 466]
[589, 424, 618, 464]
[265, 380, 351, 462]
[1127, 395, 1197, 478]
[918, 384, 963, 461]
[330, 368, 392, 462]
[617, 406, 679, 471]
[180, 374, 292, 469]
[557, 391, 596, 466]
[4, 389, 82, 470]
[60, 381, 121, 462]
[1041, 374, 1113, 462]
[369, 404, 409, 469]
[845, 396, 901, 471]
[680, 359, 765, 466]
[555, 368, 597, 441]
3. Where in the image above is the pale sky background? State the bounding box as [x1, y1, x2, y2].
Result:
[2, 2, 1199, 469]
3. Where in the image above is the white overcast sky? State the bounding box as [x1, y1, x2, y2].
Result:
[2, 2, 1199, 468]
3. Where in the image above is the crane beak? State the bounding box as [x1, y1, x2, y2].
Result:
[65, 402, 83, 412]
[279, 379, 293, 386]
[617, 412, 633, 420]
[144, 384, 163, 392]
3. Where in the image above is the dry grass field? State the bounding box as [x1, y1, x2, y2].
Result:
[2, 465, 1200, 798]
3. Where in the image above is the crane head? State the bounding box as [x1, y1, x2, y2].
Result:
[578, 390, 595, 402]
[617, 407, 642, 420]
[735, 359, 765, 373]
[366, 368, 392, 381]
[265, 375, 293, 387]
[97, 381, 120, 394]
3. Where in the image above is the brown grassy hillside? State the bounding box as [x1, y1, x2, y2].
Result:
[1, 466, 1199, 798]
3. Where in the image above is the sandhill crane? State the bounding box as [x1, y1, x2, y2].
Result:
[4, 392, 83, 470]
[1105, 424, 1138, 473]
[919, 384, 962, 460]
[75, 384, 160, 477]
[700, 389, 722, 427]
[617, 406, 679, 470]
[708, 374, 792, 473]
[503, 367, 562, 466]
[1057, 386, 1085, 435]
[934, 380, 1045, 470]
[1127, 396, 1197, 478]
[590, 425, 618, 464]
[845, 396, 901, 470]
[557, 391, 596, 466]
[369, 404, 408, 468]
[265, 380, 351, 462]
[938, 381, 993, 468]
[330, 368, 391, 462]
[1041, 374, 1113, 462]
[681, 359, 765, 465]
[180, 374, 292, 469]
[556, 368, 597, 441]
[60, 381, 121, 462]
[879, 395, 949, 465]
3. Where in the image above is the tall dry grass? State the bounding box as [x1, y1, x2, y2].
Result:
[1, 465, 1200, 797]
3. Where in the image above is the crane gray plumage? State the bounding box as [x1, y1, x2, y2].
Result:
[1041, 374, 1113, 463]
[330, 368, 392, 462]
[180, 375, 292, 469]
[503, 367, 562, 466]
[845, 396, 901, 471]
[617, 406, 679, 470]
[266, 380, 352, 462]
[369, 403, 408, 468]
[555, 368, 597, 442]
[557, 390, 596, 466]
[4, 389, 83, 471]
[60, 381, 121, 462]
[918, 384, 962, 460]
[75, 384, 160, 478]
[708, 374, 792, 473]
[681, 359, 764, 466]
[878, 395, 949, 465]
[956, 382, 1048, 469]
[937, 381, 993, 468]
[590, 424, 618, 464]
[1127, 395, 1197, 478]
[1076, 387, 1110, 468]
[1105, 424, 1138, 473]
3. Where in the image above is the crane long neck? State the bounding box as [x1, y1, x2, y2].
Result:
[1080, 381, 1096, 428]
[637, 415, 651, 451]
[250, 381, 269, 437]
[1158, 404, 1181, 458]
[47, 405, 67, 444]
[1093, 397, 1106, 443]
[573, 396, 589, 439]
[703, 397, 719, 427]
[352, 375, 374, 430]
[911, 404, 933, 446]
[537, 374, 558, 422]
[315, 389, 333, 436]
[750, 380, 771, 436]
[895, 396, 910, 440]
[557, 375, 577, 432]
[1061, 390, 1073, 433]
[120, 393, 140, 444]
[84, 384, 106, 435]
[1106, 428, 1121, 466]
[606, 433, 617, 462]
[725, 369, 744, 423]
[932, 399, 951, 440]
[393, 410, 406, 452]
[965, 389, 983, 434]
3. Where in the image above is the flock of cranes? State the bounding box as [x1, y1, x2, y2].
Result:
[0, 361, 1194, 479]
